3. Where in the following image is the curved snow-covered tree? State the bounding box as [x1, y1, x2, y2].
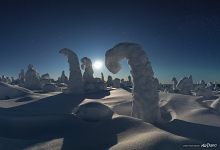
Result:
[59, 48, 84, 94]
[81, 57, 94, 82]
[105, 42, 161, 123]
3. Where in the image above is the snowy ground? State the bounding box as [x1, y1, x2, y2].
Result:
[0, 88, 220, 150]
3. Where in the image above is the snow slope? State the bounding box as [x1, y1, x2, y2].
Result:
[0, 82, 32, 100]
[0, 88, 219, 150]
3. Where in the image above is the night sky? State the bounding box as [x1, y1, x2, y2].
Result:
[0, 0, 220, 83]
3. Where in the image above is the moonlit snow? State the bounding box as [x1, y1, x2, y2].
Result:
[211, 98, 220, 112]
[0, 82, 32, 100]
[0, 42, 219, 150]
[73, 101, 114, 122]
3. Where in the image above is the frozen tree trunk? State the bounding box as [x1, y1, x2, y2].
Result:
[59, 48, 84, 94]
[81, 57, 94, 82]
[105, 42, 161, 123]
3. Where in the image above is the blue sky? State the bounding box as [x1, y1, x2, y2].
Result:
[0, 0, 220, 83]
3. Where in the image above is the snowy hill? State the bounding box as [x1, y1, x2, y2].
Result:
[0, 89, 219, 149]
[0, 82, 32, 100]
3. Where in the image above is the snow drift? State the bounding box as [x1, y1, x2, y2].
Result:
[0, 82, 32, 100]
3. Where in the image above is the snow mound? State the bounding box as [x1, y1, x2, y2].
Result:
[211, 98, 220, 112]
[195, 88, 214, 99]
[160, 92, 220, 127]
[0, 114, 196, 150]
[73, 101, 114, 122]
[0, 82, 32, 100]
[42, 83, 59, 92]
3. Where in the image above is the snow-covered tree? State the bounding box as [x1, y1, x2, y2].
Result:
[81, 57, 94, 82]
[59, 48, 84, 94]
[112, 78, 120, 88]
[101, 72, 104, 82]
[106, 75, 113, 87]
[58, 71, 68, 84]
[105, 42, 161, 123]
[41, 73, 50, 80]
[176, 75, 193, 95]
[128, 75, 132, 86]
[24, 64, 41, 90]
[195, 80, 214, 99]
[172, 77, 178, 91]
[206, 82, 215, 90]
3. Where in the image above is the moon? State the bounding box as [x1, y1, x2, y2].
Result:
[93, 60, 103, 70]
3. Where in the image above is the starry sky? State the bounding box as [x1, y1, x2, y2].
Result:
[0, 0, 220, 83]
